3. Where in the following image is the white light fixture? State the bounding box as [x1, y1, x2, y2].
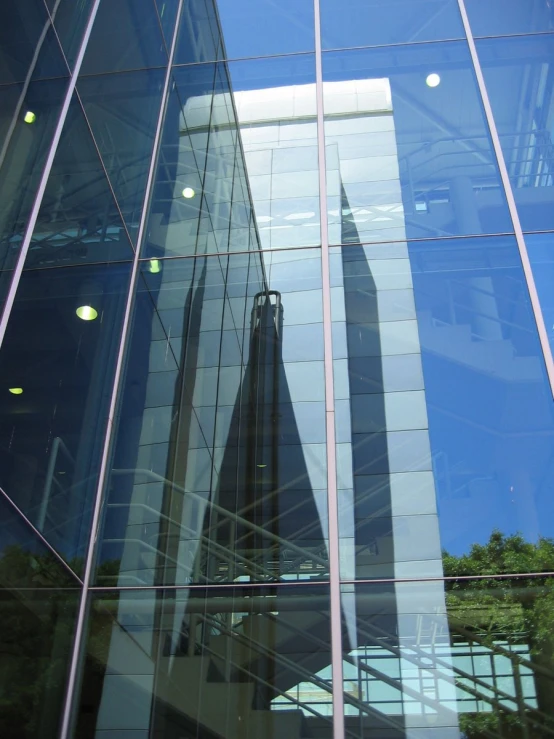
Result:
[9, 387, 23, 395]
[426, 73, 441, 88]
[76, 305, 98, 321]
[182, 187, 196, 199]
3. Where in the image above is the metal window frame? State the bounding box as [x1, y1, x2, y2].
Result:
[57, 2, 186, 737]
[314, 0, 346, 736]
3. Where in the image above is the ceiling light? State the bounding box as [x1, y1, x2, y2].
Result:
[24, 111, 36, 124]
[9, 388, 23, 395]
[426, 73, 441, 88]
[149, 259, 161, 274]
[257, 464, 267, 468]
[182, 187, 196, 199]
[76, 305, 98, 321]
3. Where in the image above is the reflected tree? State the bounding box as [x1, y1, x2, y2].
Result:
[444, 531, 554, 739]
[0, 546, 118, 739]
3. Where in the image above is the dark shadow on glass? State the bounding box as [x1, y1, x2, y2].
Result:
[75, 585, 333, 739]
[330, 192, 395, 581]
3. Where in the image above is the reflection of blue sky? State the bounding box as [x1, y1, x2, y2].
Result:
[216, 0, 314, 60]
[410, 235, 554, 555]
[528, 234, 554, 354]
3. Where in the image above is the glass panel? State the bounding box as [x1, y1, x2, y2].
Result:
[75, 585, 333, 739]
[477, 35, 554, 233]
[24, 93, 135, 270]
[175, 0, 314, 65]
[321, 0, 464, 51]
[0, 585, 78, 738]
[334, 235, 554, 580]
[0, 77, 68, 272]
[465, 0, 554, 37]
[0, 491, 79, 588]
[80, 0, 167, 76]
[0, 2, 68, 85]
[49, 0, 93, 70]
[341, 578, 554, 738]
[145, 55, 318, 259]
[527, 232, 554, 357]
[155, 0, 179, 48]
[323, 42, 513, 244]
[0, 466, 80, 738]
[95, 249, 326, 586]
[0, 261, 131, 566]
[78, 69, 165, 245]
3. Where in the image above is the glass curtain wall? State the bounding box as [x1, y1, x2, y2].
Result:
[1, 1, 554, 739]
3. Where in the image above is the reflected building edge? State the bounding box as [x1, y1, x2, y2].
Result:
[1, 1, 554, 739]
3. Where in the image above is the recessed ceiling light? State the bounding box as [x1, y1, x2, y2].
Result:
[149, 259, 161, 274]
[182, 187, 195, 199]
[76, 305, 98, 321]
[24, 111, 36, 124]
[426, 73, 441, 88]
[9, 387, 23, 395]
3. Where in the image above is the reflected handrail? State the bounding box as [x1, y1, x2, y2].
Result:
[110, 468, 329, 576]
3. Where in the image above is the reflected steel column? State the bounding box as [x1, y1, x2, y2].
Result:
[314, 0, 346, 737]
[457, 0, 554, 400]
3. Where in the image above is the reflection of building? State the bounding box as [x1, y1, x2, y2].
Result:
[2, 2, 554, 739]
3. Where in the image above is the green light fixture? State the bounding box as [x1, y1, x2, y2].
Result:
[76, 305, 98, 321]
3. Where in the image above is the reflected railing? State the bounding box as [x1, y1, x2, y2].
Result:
[351, 613, 552, 736]
[92, 586, 554, 738]
[105, 468, 329, 584]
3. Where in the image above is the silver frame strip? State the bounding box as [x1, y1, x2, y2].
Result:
[0, 0, 101, 348]
[457, 0, 554, 399]
[314, 0, 345, 736]
[58, 2, 185, 736]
